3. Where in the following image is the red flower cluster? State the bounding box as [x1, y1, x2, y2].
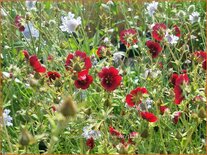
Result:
[159, 105, 169, 115]
[47, 71, 61, 82]
[173, 25, 181, 37]
[120, 28, 138, 47]
[98, 67, 122, 91]
[152, 23, 167, 41]
[74, 70, 93, 90]
[146, 40, 162, 58]
[29, 55, 46, 73]
[109, 126, 124, 138]
[65, 50, 92, 72]
[170, 73, 178, 86]
[194, 51, 207, 70]
[86, 137, 95, 150]
[15, 15, 25, 32]
[126, 87, 148, 107]
[96, 46, 110, 58]
[173, 111, 182, 124]
[109, 126, 138, 147]
[140, 111, 158, 122]
[173, 73, 190, 104]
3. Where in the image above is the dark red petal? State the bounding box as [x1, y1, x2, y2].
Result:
[126, 94, 135, 107]
[141, 111, 158, 122]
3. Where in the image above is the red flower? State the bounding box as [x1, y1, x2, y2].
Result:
[174, 74, 189, 104]
[98, 67, 122, 91]
[173, 111, 182, 124]
[194, 51, 207, 70]
[96, 46, 110, 58]
[15, 15, 25, 32]
[159, 105, 169, 115]
[65, 51, 92, 71]
[140, 111, 158, 122]
[47, 55, 53, 61]
[22, 50, 30, 59]
[109, 126, 123, 138]
[128, 131, 138, 144]
[120, 28, 138, 47]
[47, 71, 61, 81]
[86, 137, 95, 150]
[170, 73, 178, 86]
[152, 23, 167, 41]
[125, 87, 148, 107]
[173, 25, 181, 37]
[146, 40, 162, 58]
[74, 70, 93, 90]
[29, 55, 46, 73]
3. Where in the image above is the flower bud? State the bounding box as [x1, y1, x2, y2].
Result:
[59, 96, 77, 117]
[104, 99, 111, 108]
[175, 131, 182, 139]
[198, 107, 206, 119]
[73, 63, 81, 72]
[19, 128, 33, 146]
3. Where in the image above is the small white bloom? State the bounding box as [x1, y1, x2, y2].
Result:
[60, 12, 81, 34]
[2, 72, 11, 78]
[189, 11, 200, 24]
[128, 8, 133, 12]
[23, 22, 39, 39]
[184, 60, 191, 64]
[3, 109, 13, 126]
[165, 32, 179, 44]
[82, 126, 101, 140]
[146, 1, 159, 16]
[108, 28, 114, 33]
[103, 37, 109, 43]
[25, 0, 37, 11]
[134, 16, 139, 19]
[132, 44, 138, 48]
[1, 8, 7, 16]
[106, 0, 114, 6]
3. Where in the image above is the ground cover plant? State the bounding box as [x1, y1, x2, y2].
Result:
[1, 0, 206, 154]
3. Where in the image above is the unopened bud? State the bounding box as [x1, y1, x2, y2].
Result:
[198, 107, 206, 119]
[73, 63, 82, 72]
[59, 96, 77, 117]
[19, 128, 33, 146]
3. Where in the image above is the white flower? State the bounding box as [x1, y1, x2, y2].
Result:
[184, 60, 191, 64]
[2, 72, 11, 78]
[1, 8, 7, 16]
[3, 109, 13, 126]
[107, 28, 114, 33]
[23, 22, 39, 39]
[82, 126, 101, 140]
[165, 32, 179, 44]
[60, 12, 81, 33]
[106, 0, 114, 6]
[146, 1, 158, 16]
[103, 37, 109, 43]
[25, 0, 37, 11]
[189, 11, 200, 24]
[128, 8, 133, 12]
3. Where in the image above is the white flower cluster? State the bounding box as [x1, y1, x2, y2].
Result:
[23, 22, 39, 39]
[60, 12, 81, 34]
[146, 1, 159, 16]
[3, 109, 13, 126]
[82, 126, 101, 140]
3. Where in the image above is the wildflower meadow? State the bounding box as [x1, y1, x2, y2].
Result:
[1, 0, 207, 154]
